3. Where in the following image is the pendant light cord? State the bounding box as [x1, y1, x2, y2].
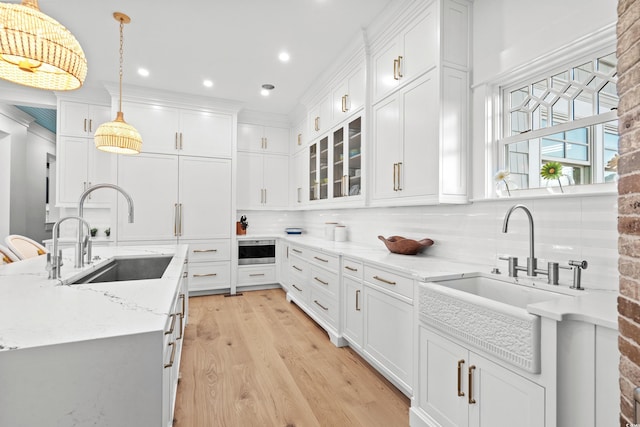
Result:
[118, 17, 124, 113]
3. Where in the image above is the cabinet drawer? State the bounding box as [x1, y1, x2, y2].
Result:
[288, 272, 308, 303]
[342, 257, 364, 280]
[289, 245, 307, 259]
[185, 240, 230, 262]
[310, 265, 338, 297]
[364, 265, 414, 300]
[309, 287, 338, 328]
[238, 264, 276, 285]
[189, 262, 230, 292]
[307, 248, 339, 271]
[289, 256, 308, 276]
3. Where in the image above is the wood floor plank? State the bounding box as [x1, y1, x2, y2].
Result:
[174, 289, 410, 426]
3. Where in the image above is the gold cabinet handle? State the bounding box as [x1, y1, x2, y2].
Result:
[180, 132, 184, 150]
[174, 203, 179, 236]
[193, 273, 217, 278]
[89, 119, 92, 133]
[457, 360, 465, 396]
[292, 265, 303, 272]
[177, 315, 183, 340]
[193, 248, 217, 253]
[264, 137, 267, 150]
[292, 284, 302, 292]
[264, 188, 267, 204]
[393, 163, 398, 191]
[292, 248, 302, 254]
[83, 118, 87, 132]
[178, 203, 183, 236]
[249, 273, 265, 277]
[356, 289, 361, 311]
[297, 133, 302, 146]
[165, 313, 176, 335]
[397, 162, 403, 191]
[314, 256, 328, 263]
[468, 365, 476, 404]
[314, 300, 329, 311]
[397, 56, 403, 78]
[393, 58, 399, 80]
[345, 265, 358, 272]
[164, 342, 176, 368]
[314, 116, 320, 132]
[314, 276, 329, 285]
[180, 293, 186, 318]
[373, 275, 396, 285]
[175, 132, 179, 150]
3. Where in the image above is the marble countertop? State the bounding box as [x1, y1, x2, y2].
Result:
[261, 234, 618, 330]
[0, 245, 187, 352]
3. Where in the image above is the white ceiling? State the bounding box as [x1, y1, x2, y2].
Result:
[6, 0, 397, 116]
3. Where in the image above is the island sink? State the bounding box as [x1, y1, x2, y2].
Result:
[70, 256, 173, 284]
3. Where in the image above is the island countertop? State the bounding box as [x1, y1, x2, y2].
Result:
[0, 244, 188, 351]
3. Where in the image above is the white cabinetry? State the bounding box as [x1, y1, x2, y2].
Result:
[117, 154, 232, 293]
[237, 152, 289, 209]
[331, 63, 365, 123]
[414, 326, 545, 427]
[121, 102, 233, 157]
[291, 149, 308, 206]
[238, 123, 289, 154]
[372, 5, 437, 103]
[370, 0, 470, 206]
[56, 100, 114, 207]
[307, 94, 332, 138]
[341, 257, 364, 350]
[363, 265, 414, 395]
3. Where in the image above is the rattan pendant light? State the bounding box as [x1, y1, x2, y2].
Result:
[94, 12, 141, 155]
[0, 0, 87, 90]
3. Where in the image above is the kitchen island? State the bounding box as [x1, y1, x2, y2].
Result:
[0, 244, 188, 427]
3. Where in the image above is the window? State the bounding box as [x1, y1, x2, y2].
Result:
[499, 52, 619, 191]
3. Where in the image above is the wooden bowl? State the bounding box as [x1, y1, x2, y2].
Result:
[378, 235, 434, 255]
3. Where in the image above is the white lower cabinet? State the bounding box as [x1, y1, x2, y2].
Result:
[237, 264, 277, 287]
[412, 325, 545, 427]
[342, 274, 364, 349]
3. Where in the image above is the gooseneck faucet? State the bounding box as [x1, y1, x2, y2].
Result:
[48, 216, 92, 279]
[77, 184, 135, 268]
[502, 204, 538, 277]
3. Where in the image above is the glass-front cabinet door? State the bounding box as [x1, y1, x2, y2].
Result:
[309, 136, 329, 201]
[333, 116, 362, 199]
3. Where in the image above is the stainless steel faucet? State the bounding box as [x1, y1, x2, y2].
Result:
[502, 204, 538, 277]
[48, 216, 92, 279]
[77, 184, 135, 268]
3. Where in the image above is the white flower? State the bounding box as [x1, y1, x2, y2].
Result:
[494, 170, 510, 182]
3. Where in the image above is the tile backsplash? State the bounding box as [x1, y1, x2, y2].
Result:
[242, 193, 618, 291]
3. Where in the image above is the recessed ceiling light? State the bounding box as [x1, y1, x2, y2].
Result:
[261, 83, 275, 97]
[278, 52, 290, 62]
[137, 68, 149, 77]
[203, 79, 213, 88]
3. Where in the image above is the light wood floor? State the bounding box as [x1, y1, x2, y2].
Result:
[174, 288, 410, 427]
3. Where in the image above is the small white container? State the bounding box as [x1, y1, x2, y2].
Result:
[324, 222, 338, 240]
[334, 225, 347, 242]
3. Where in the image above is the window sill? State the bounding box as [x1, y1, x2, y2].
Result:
[471, 182, 617, 203]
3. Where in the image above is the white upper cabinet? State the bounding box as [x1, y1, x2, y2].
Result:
[307, 94, 332, 139]
[58, 101, 111, 138]
[292, 118, 307, 152]
[331, 62, 366, 123]
[372, 4, 437, 103]
[237, 123, 289, 154]
[237, 152, 289, 209]
[121, 102, 233, 158]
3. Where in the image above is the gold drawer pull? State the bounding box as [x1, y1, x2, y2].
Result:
[193, 273, 217, 278]
[180, 293, 185, 319]
[164, 342, 176, 368]
[314, 300, 328, 311]
[373, 275, 396, 285]
[292, 284, 302, 292]
[292, 248, 302, 254]
[356, 289, 361, 311]
[457, 360, 465, 396]
[345, 265, 358, 272]
[468, 366, 476, 404]
[250, 273, 265, 277]
[193, 248, 217, 253]
[314, 256, 329, 263]
[314, 277, 329, 285]
[165, 314, 176, 335]
[292, 265, 303, 272]
[177, 315, 183, 340]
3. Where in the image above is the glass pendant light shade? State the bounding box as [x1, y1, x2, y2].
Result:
[0, 0, 87, 90]
[94, 12, 141, 155]
[94, 111, 142, 154]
